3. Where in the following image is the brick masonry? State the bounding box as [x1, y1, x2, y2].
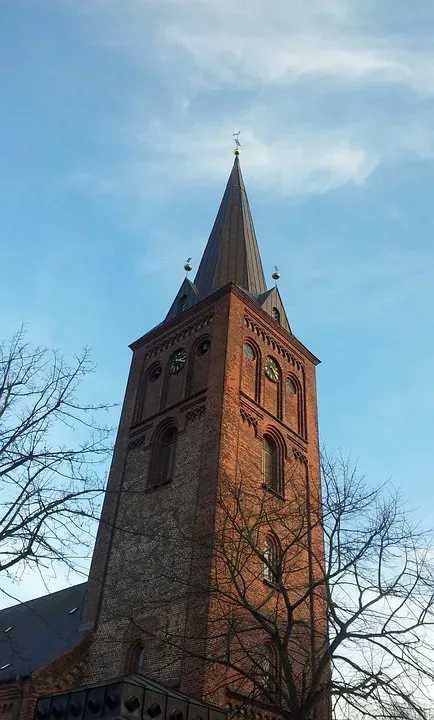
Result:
[79, 282, 328, 705]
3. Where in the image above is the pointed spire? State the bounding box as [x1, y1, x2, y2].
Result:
[194, 155, 267, 298]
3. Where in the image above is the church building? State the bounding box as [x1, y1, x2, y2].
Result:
[0, 151, 329, 720]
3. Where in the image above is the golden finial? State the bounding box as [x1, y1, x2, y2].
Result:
[184, 257, 192, 274]
[272, 266, 280, 283]
[233, 131, 241, 156]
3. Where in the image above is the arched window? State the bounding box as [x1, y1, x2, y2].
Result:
[262, 435, 278, 491]
[242, 341, 261, 403]
[272, 307, 280, 324]
[126, 642, 145, 674]
[262, 433, 285, 495]
[286, 375, 305, 436]
[286, 377, 296, 395]
[263, 535, 279, 585]
[243, 342, 256, 362]
[178, 295, 188, 314]
[259, 643, 279, 700]
[149, 425, 177, 487]
[160, 427, 177, 482]
[136, 646, 145, 673]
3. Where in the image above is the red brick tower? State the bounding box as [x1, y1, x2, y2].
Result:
[81, 153, 328, 716]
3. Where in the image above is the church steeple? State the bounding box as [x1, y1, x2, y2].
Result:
[165, 153, 291, 334]
[194, 154, 267, 298]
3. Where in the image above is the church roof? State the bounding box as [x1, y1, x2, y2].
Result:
[194, 154, 267, 298]
[0, 582, 87, 682]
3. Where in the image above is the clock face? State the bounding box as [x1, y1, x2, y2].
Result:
[169, 349, 186, 374]
[265, 356, 280, 382]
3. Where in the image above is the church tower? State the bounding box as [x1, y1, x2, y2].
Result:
[81, 152, 328, 716]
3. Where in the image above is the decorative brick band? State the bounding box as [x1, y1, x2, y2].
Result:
[240, 406, 259, 431]
[145, 312, 214, 359]
[244, 314, 304, 371]
[185, 405, 206, 424]
[127, 434, 148, 452]
[239, 399, 263, 433]
[292, 448, 308, 464]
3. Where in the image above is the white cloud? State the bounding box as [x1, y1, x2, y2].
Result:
[68, 0, 434, 196]
[143, 124, 377, 195]
[79, 0, 434, 94]
[163, 29, 403, 88]
[71, 120, 376, 201]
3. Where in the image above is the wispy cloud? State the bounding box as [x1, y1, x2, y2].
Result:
[67, 0, 434, 197]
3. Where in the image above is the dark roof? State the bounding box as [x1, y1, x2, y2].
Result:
[194, 155, 267, 298]
[0, 582, 87, 682]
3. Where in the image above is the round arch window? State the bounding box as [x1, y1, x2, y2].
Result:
[286, 378, 297, 395]
[178, 295, 188, 314]
[149, 365, 162, 382]
[243, 343, 255, 361]
[197, 339, 210, 356]
[272, 307, 280, 323]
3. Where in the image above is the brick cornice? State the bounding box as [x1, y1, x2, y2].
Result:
[129, 285, 229, 352]
[129, 282, 320, 367]
[227, 283, 320, 366]
[129, 390, 207, 436]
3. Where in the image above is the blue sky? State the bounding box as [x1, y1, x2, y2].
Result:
[1, 0, 434, 602]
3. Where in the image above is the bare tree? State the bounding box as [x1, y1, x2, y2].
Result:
[0, 327, 113, 585]
[127, 450, 434, 720]
[321, 451, 434, 720]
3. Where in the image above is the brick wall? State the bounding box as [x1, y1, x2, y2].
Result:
[81, 289, 230, 686]
[197, 288, 327, 710]
[80, 282, 328, 714]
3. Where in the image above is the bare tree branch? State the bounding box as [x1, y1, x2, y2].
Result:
[115, 448, 434, 720]
[0, 326, 114, 583]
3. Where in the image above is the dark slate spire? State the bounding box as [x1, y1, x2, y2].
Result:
[194, 155, 267, 298]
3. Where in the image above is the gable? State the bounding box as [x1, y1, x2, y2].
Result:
[258, 287, 291, 334]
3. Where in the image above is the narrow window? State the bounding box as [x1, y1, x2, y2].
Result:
[264, 535, 279, 585]
[178, 295, 188, 314]
[136, 647, 145, 673]
[126, 643, 145, 674]
[272, 307, 280, 324]
[262, 435, 278, 491]
[259, 644, 279, 700]
[160, 427, 177, 482]
[149, 425, 178, 487]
